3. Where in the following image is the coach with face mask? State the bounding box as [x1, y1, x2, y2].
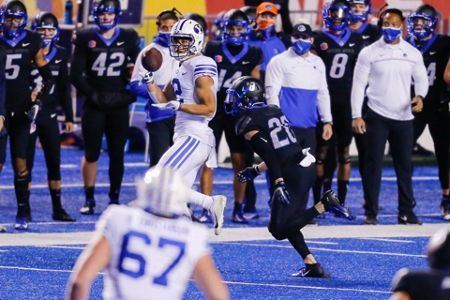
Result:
[351, 9, 428, 225]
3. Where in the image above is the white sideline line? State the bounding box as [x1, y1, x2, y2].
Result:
[223, 280, 391, 294]
[356, 238, 416, 243]
[304, 240, 338, 245]
[220, 242, 426, 258]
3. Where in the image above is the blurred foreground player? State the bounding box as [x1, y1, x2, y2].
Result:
[390, 227, 450, 300]
[66, 166, 229, 300]
[227, 76, 354, 277]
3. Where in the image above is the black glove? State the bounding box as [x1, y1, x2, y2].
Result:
[270, 181, 290, 206]
[237, 165, 261, 183]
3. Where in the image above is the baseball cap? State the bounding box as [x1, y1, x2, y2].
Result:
[292, 23, 315, 38]
[256, 2, 278, 16]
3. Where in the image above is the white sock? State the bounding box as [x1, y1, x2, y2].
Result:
[188, 189, 214, 210]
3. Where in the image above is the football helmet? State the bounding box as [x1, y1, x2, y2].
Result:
[323, 0, 350, 31]
[92, 0, 121, 31]
[224, 76, 266, 116]
[347, 0, 371, 23]
[212, 10, 226, 41]
[0, 0, 28, 39]
[223, 9, 250, 46]
[407, 4, 438, 39]
[427, 227, 450, 270]
[240, 6, 257, 27]
[169, 19, 204, 61]
[184, 13, 208, 36]
[31, 12, 59, 47]
[133, 166, 189, 218]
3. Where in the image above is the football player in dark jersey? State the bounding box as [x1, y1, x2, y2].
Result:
[0, 43, 6, 175]
[70, 0, 140, 214]
[390, 227, 450, 300]
[26, 12, 75, 222]
[406, 4, 450, 221]
[227, 76, 353, 277]
[0, 0, 54, 230]
[203, 9, 262, 223]
[313, 0, 363, 207]
[347, 0, 379, 45]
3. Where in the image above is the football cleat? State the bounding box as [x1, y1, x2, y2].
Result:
[440, 198, 450, 221]
[198, 209, 213, 223]
[291, 263, 328, 278]
[321, 190, 355, 220]
[398, 213, 422, 225]
[0, 225, 7, 233]
[232, 211, 249, 224]
[364, 215, 378, 225]
[52, 209, 76, 222]
[14, 217, 29, 230]
[80, 199, 96, 215]
[243, 208, 259, 220]
[210, 195, 227, 235]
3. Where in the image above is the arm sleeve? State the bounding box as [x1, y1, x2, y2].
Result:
[248, 131, 283, 181]
[316, 60, 332, 123]
[70, 35, 94, 96]
[412, 54, 429, 98]
[58, 57, 74, 122]
[351, 48, 371, 118]
[265, 57, 283, 107]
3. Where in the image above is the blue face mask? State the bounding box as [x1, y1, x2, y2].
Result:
[291, 39, 312, 55]
[154, 32, 171, 47]
[382, 26, 402, 43]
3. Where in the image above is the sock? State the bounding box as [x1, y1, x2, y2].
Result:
[14, 174, 30, 218]
[109, 190, 120, 204]
[323, 177, 332, 192]
[188, 189, 214, 210]
[84, 186, 95, 201]
[233, 202, 242, 214]
[313, 176, 324, 204]
[337, 180, 349, 205]
[288, 232, 311, 259]
[50, 189, 62, 212]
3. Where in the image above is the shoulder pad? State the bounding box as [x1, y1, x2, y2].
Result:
[235, 114, 253, 136]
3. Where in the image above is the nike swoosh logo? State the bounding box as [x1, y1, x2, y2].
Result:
[22, 43, 30, 47]
[50, 113, 57, 118]
[400, 216, 407, 221]
[55, 60, 62, 64]
[429, 51, 436, 55]
[362, 35, 370, 39]
[242, 61, 250, 65]
[181, 72, 187, 75]
[349, 43, 355, 47]
[117, 41, 125, 46]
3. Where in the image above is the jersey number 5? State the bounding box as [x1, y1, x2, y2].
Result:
[118, 230, 186, 286]
[5, 53, 22, 80]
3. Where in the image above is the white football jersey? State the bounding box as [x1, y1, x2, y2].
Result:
[172, 55, 218, 146]
[97, 205, 210, 300]
[131, 42, 179, 88]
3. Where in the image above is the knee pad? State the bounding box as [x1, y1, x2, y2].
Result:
[84, 153, 100, 163]
[338, 155, 351, 165]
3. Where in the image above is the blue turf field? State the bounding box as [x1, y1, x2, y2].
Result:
[0, 148, 447, 299]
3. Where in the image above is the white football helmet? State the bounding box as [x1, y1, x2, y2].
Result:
[133, 166, 189, 218]
[169, 18, 204, 61]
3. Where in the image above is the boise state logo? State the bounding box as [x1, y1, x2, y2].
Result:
[320, 42, 328, 50]
[88, 40, 97, 48]
[297, 24, 306, 32]
[214, 55, 223, 63]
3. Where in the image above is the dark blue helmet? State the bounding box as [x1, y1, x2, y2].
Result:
[212, 10, 226, 41]
[223, 9, 250, 46]
[407, 4, 438, 39]
[0, 0, 28, 39]
[427, 227, 450, 270]
[347, 0, 371, 23]
[323, 0, 350, 31]
[225, 76, 265, 116]
[92, 0, 122, 31]
[240, 6, 256, 27]
[31, 12, 59, 47]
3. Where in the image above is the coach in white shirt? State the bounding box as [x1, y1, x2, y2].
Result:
[351, 8, 428, 225]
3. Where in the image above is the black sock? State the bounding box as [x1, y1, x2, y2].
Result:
[109, 189, 120, 204]
[233, 202, 242, 214]
[337, 180, 349, 205]
[14, 174, 30, 217]
[85, 186, 95, 200]
[288, 231, 311, 259]
[50, 189, 62, 212]
[313, 176, 324, 204]
[323, 178, 332, 192]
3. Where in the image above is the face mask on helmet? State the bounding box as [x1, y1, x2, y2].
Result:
[323, 4, 349, 31]
[169, 19, 204, 61]
[382, 26, 401, 43]
[224, 76, 265, 116]
[348, 0, 371, 23]
[32, 13, 60, 47]
[93, 0, 122, 31]
[1, 1, 28, 39]
[407, 13, 436, 39]
[223, 20, 249, 45]
[291, 38, 313, 55]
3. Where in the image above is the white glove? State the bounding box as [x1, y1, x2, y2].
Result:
[152, 100, 181, 111]
[142, 71, 154, 85]
[299, 147, 316, 167]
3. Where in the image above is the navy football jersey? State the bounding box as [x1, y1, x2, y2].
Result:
[408, 34, 450, 109]
[313, 29, 364, 93]
[71, 28, 140, 95]
[32, 45, 73, 122]
[204, 41, 262, 104]
[392, 269, 450, 300]
[353, 22, 379, 46]
[235, 105, 300, 164]
[0, 45, 5, 116]
[0, 30, 42, 112]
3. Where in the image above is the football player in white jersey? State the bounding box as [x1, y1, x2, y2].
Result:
[145, 19, 227, 235]
[66, 166, 229, 300]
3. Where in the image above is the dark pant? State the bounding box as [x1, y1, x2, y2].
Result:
[146, 116, 175, 167]
[292, 127, 317, 155]
[363, 109, 415, 216]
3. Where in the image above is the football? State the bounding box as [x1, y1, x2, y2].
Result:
[142, 47, 163, 72]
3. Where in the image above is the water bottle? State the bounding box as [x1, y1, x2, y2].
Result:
[65, 0, 73, 24]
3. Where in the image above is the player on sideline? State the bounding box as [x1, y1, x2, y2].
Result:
[228, 76, 354, 277]
[144, 19, 227, 235]
[66, 166, 230, 300]
[0, 42, 5, 233]
[390, 227, 450, 300]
